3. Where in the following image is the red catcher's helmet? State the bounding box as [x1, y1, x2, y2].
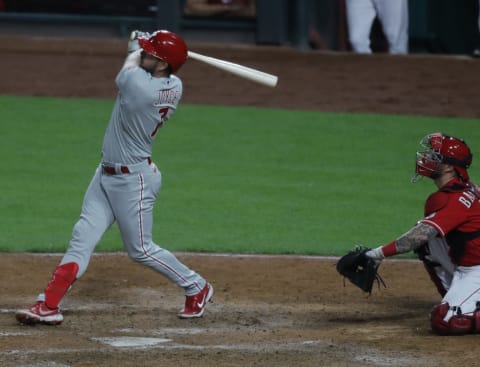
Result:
[413, 132, 472, 182]
[138, 30, 188, 73]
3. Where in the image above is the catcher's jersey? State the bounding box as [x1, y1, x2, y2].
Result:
[420, 178, 480, 266]
[101, 66, 182, 165]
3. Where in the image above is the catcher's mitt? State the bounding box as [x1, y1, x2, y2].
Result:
[336, 246, 386, 294]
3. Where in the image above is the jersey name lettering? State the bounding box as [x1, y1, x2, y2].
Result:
[154, 89, 178, 106]
[459, 191, 476, 209]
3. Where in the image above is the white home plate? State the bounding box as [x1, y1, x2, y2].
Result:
[93, 337, 172, 348]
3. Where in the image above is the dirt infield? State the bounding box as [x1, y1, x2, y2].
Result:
[1, 36, 480, 367]
[2, 254, 476, 367]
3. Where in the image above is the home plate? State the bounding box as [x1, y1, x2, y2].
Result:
[93, 337, 172, 348]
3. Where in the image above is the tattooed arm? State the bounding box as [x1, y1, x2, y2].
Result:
[366, 223, 439, 260]
[395, 223, 439, 252]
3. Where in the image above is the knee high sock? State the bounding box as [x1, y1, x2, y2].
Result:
[44, 262, 79, 309]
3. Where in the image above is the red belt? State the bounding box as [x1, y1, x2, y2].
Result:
[102, 158, 151, 175]
[103, 165, 130, 175]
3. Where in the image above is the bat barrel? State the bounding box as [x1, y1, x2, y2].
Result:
[187, 51, 278, 88]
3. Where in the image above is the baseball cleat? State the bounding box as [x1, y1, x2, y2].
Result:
[177, 282, 214, 319]
[15, 301, 63, 325]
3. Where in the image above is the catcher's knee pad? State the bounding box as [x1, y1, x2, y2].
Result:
[44, 262, 79, 309]
[430, 302, 474, 335]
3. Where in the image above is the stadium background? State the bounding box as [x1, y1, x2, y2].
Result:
[0, 0, 479, 54]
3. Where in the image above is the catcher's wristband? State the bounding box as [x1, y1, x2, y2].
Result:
[366, 247, 385, 260]
[381, 240, 398, 257]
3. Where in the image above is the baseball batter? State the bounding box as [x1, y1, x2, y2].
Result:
[345, 0, 409, 54]
[15, 30, 213, 325]
[363, 133, 480, 335]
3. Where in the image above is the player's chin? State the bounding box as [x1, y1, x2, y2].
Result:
[140, 65, 153, 74]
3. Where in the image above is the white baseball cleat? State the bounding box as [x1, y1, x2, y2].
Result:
[178, 282, 214, 319]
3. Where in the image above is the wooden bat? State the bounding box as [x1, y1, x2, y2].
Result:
[187, 50, 278, 88]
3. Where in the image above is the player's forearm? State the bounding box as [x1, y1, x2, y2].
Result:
[366, 223, 439, 260]
[395, 223, 439, 253]
[120, 49, 141, 72]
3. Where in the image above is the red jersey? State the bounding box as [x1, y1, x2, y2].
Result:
[420, 178, 480, 266]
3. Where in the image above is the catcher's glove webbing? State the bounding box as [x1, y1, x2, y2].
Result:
[336, 246, 386, 294]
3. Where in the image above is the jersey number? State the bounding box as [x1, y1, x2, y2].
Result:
[151, 107, 169, 137]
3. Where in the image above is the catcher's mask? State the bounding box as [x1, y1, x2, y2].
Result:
[138, 30, 188, 73]
[412, 132, 472, 183]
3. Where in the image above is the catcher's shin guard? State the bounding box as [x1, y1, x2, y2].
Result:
[431, 302, 475, 335]
[44, 262, 79, 309]
[474, 309, 480, 333]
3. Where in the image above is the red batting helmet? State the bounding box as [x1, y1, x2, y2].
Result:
[138, 30, 188, 73]
[413, 132, 472, 182]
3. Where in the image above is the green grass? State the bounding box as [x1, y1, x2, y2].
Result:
[1, 95, 479, 255]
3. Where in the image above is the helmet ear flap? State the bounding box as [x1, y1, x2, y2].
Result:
[440, 135, 472, 181]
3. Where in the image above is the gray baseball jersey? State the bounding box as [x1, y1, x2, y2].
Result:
[102, 67, 181, 165]
[58, 59, 206, 297]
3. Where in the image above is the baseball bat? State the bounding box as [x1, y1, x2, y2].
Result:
[187, 51, 278, 88]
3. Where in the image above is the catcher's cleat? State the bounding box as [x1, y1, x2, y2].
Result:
[178, 282, 214, 319]
[15, 301, 63, 325]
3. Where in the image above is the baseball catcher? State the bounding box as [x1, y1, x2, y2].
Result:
[338, 132, 480, 336]
[336, 246, 385, 294]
